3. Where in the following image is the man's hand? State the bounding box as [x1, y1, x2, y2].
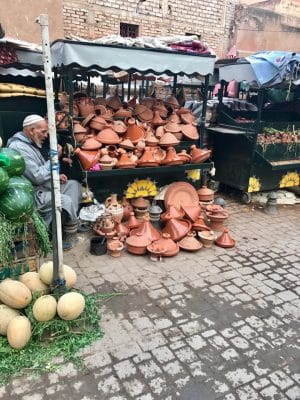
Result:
[59, 174, 68, 184]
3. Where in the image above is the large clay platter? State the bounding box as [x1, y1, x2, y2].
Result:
[164, 182, 199, 208]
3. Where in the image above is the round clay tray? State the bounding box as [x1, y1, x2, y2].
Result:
[178, 239, 203, 252]
[164, 182, 199, 208]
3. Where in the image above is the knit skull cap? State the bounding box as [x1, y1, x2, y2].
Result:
[23, 114, 45, 127]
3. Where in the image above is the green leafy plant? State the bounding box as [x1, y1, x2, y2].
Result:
[0, 292, 106, 386]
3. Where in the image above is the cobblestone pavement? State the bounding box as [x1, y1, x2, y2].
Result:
[1, 199, 300, 400]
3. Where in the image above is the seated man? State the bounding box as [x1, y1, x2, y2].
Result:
[7, 114, 82, 250]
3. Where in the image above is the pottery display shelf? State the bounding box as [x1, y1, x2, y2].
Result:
[81, 161, 214, 177]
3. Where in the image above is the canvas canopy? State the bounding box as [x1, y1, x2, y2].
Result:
[50, 39, 216, 77]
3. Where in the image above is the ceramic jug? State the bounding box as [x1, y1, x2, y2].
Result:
[105, 193, 124, 223]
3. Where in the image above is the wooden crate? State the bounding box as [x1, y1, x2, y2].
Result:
[0, 255, 39, 281]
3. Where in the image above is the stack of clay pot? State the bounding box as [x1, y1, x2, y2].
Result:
[69, 93, 212, 171]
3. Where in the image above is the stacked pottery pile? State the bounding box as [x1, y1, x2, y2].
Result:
[69, 94, 212, 171]
[90, 182, 236, 260]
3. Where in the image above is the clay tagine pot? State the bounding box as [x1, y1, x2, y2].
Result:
[96, 128, 122, 145]
[181, 204, 201, 222]
[74, 148, 100, 170]
[147, 241, 167, 262]
[152, 233, 179, 257]
[117, 150, 137, 169]
[165, 121, 181, 133]
[107, 237, 124, 257]
[162, 218, 192, 241]
[115, 221, 130, 239]
[114, 107, 132, 120]
[159, 131, 180, 147]
[192, 215, 211, 232]
[126, 232, 151, 255]
[151, 110, 166, 127]
[181, 124, 199, 140]
[177, 149, 192, 164]
[206, 210, 229, 231]
[90, 115, 106, 131]
[126, 211, 141, 230]
[130, 216, 161, 242]
[106, 94, 122, 111]
[165, 94, 180, 109]
[215, 228, 236, 248]
[197, 185, 214, 202]
[153, 104, 168, 118]
[137, 147, 159, 167]
[190, 145, 212, 163]
[77, 97, 95, 117]
[124, 118, 145, 144]
[113, 120, 127, 134]
[145, 130, 159, 147]
[178, 231, 203, 252]
[81, 137, 102, 151]
[120, 138, 135, 151]
[161, 147, 183, 166]
[161, 205, 185, 221]
[198, 230, 217, 248]
[180, 112, 195, 124]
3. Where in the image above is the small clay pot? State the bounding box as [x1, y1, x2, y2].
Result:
[198, 230, 217, 248]
[126, 233, 151, 255]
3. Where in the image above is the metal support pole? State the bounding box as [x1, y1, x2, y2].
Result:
[172, 74, 177, 94]
[127, 73, 132, 100]
[36, 14, 65, 288]
[199, 75, 210, 148]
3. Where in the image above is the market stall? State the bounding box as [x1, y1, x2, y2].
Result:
[50, 39, 216, 200]
[207, 51, 300, 202]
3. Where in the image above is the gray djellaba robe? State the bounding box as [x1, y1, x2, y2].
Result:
[7, 132, 82, 226]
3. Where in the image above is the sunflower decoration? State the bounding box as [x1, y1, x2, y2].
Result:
[279, 171, 300, 188]
[186, 169, 201, 182]
[247, 176, 261, 193]
[125, 178, 158, 199]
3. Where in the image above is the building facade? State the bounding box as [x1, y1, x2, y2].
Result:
[63, 0, 239, 57]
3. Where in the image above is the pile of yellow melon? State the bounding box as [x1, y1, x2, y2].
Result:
[0, 262, 85, 350]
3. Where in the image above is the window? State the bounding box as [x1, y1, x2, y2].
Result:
[120, 23, 139, 38]
[185, 33, 201, 40]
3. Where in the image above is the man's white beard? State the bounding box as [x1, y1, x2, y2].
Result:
[32, 134, 43, 148]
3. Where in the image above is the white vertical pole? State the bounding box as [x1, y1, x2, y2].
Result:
[36, 14, 64, 282]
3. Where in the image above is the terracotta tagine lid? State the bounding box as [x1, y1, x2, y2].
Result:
[130, 216, 161, 242]
[114, 107, 132, 120]
[81, 113, 95, 128]
[192, 215, 211, 231]
[140, 97, 155, 109]
[215, 228, 236, 248]
[77, 97, 95, 117]
[155, 126, 165, 139]
[165, 121, 181, 133]
[113, 120, 127, 134]
[94, 97, 106, 106]
[135, 104, 153, 122]
[99, 154, 114, 164]
[178, 231, 203, 252]
[152, 147, 166, 163]
[190, 145, 212, 163]
[152, 233, 179, 257]
[197, 185, 214, 202]
[181, 205, 201, 222]
[90, 115, 106, 131]
[131, 197, 150, 210]
[168, 112, 181, 124]
[75, 148, 100, 170]
[73, 121, 87, 134]
[106, 94, 122, 110]
[124, 118, 145, 144]
[206, 204, 225, 214]
[159, 131, 180, 147]
[81, 137, 102, 151]
[207, 210, 229, 231]
[96, 128, 122, 145]
[162, 218, 192, 241]
[102, 109, 114, 121]
[178, 149, 192, 163]
[161, 205, 185, 221]
[180, 112, 195, 124]
[198, 230, 217, 248]
[145, 131, 159, 147]
[176, 107, 190, 115]
[147, 241, 167, 261]
[120, 138, 135, 151]
[161, 147, 183, 166]
[152, 110, 166, 127]
[173, 130, 183, 141]
[117, 151, 137, 169]
[126, 233, 151, 255]
[181, 124, 199, 140]
[137, 147, 159, 167]
[126, 211, 141, 230]
[127, 96, 137, 108]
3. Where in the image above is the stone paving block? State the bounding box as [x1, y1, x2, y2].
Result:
[269, 371, 294, 390]
[252, 378, 271, 390]
[113, 360, 137, 380]
[236, 384, 261, 400]
[138, 333, 167, 352]
[175, 346, 198, 363]
[186, 334, 207, 350]
[97, 375, 121, 396]
[180, 320, 205, 335]
[162, 360, 185, 376]
[133, 352, 152, 364]
[260, 385, 288, 399]
[285, 386, 300, 400]
[277, 290, 298, 302]
[148, 376, 169, 395]
[154, 317, 173, 330]
[138, 360, 162, 379]
[123, 378, 145, 397]
[84, 352, 112, 369]
[225, 368, 256, 388]
[221, 347, 240, 361]
[152, 346, 175, 363]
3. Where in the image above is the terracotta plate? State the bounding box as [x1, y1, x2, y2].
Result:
[164, 182, 199, 208]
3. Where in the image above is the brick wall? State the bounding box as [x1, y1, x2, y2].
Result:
[63, 0, 239, 57]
